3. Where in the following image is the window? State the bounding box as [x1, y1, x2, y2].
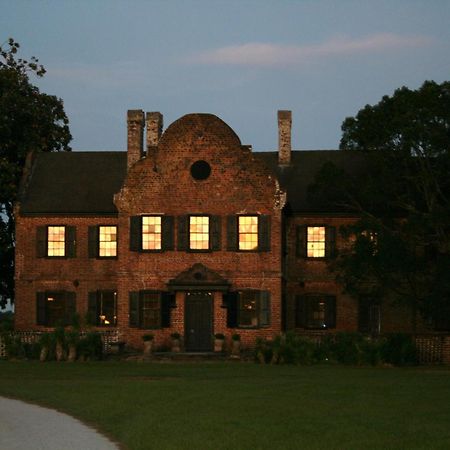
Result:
[142, 216, 161, 250]
[226, 215, 270, 252]
[88, 291, 117, 326]
[358, 297, 380, 335]
[129, 291, 175, 329]
[296, 225, 336, 258]
[295, 294, 336, 329]
[189, 216, 209, 250]
[37, 226, 76, 258]
[238, 216, 258, 251]
[130, 216, 174, 252]
[224, 291, 271, 328]
[99, 226, 117, 257]
[36, 291, 76, 327]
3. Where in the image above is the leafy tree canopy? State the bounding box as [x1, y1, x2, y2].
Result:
[0, 38, 72, 307]
[310, 81, 450, 331]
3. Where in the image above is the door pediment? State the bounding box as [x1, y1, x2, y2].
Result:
[167, 263, 230, 291]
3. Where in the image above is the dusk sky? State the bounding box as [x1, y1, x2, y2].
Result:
[2, 0, 450, 152]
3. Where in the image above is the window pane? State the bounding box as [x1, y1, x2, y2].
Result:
[99, 226, 117, 257]
[307, 226, 326, 257]
[98, 291, 117, 326]
[46, 293, 65, 326]
[141, 292, 160, 328]
[238, 216, 258, 250]
[239, 291, 259, 327]
[189, 216, 209, 250]
[142, 216, 162, 250]
[47, 226, 65, 256]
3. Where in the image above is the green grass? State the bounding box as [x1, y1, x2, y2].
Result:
[0, 361, 450, 450]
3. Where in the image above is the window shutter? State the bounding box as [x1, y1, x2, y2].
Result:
[36, 292, 47, 325]
[226, 216, 237, 251]
[177, 216, 189, 251]
[36, 226, 47, 258]
[258, 215, 271, 252]
[161, 292, 175, 328]
[64, 291, 76, 325]
[88, 226, 98, 258]
[129, 292, 140, 327]
[87, 291, 98, 325]
[296, 225, 307, 258]
[358, 297, 370, 333]
[325, 226, 336, 258]
[210, 216, 221, 251]
[65, 226, 76, 258]
[295, 295, 307, 328]
[130, 216, 142, 252]
[259, 291, 271, 327]
[161, 216, 174, 251]
[325, 296, 336, 328]
[224, 291, 238, 328]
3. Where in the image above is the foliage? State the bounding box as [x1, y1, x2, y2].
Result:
[77, 332, 103, 360]
[142, 333, 154, 341]
[214, 333, 225, 339]
[381, 333, 417, 366]
[170, 332, 181, 340]
[0, 38, 71, 307]
[310, 81, 450, 329]
[231, 333, 240, 341]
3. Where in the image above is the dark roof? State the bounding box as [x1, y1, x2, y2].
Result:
[19, 152, 127, 214]
[19, 149, 366, 215]
[254, 150, 367, 213]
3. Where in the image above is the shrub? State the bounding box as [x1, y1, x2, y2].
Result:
[142, 334, 154, 341]
[78, 332, 103, 360]
[381, 333, 417, 366]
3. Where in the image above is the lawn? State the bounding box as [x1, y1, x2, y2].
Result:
[0, 361, 449, 450]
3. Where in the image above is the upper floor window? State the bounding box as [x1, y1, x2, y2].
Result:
[142, 216, 161, 250]
[238, 216, 258, 251]
[296, 225, 336, 259]
[130, 216, 174, 252]
[99, 226, 117, 257]
[189, 216, 209, 250]
[295, 294, 336, 329]
[37, 226, 76, 258]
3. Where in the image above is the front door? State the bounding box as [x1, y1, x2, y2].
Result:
[185, 292, 213, 351]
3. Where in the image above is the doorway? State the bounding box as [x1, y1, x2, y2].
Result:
[184, 292, 213, 351]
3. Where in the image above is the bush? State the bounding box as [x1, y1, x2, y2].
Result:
[78, 332, 103, 360]
[381, 333, 417, 366]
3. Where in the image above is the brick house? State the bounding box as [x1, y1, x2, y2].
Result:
[14, 110, 420, 351]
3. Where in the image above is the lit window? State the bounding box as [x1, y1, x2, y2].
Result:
[238, 216, 258, 250]
[48, 226, 65, 256]
[141, 292, 161, 328]
[89, 291, 117, 326]
[307, 226, 326, 258]
[99, 226, 117, 257]
[296, 295, 336, 329]
[189, 216, 209, 250]
[236, 291, 270, 328]
[142, 216, 162, 250]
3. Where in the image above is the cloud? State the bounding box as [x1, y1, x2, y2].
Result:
[184, 33, 433, 67]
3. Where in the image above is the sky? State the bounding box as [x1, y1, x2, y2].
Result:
[1, 0, 450, 152]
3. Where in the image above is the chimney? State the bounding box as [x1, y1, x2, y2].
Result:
[278, 110, 292, 166]
[146, 111, 163, 150]
[127, 109, 145, 169]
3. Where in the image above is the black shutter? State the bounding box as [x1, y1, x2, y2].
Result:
[130, 216, 142, 252]
[177, 216, 189, 251]
[161, 292, 174, 328]
[226, 216, 238, 251]
[210, 216, 221, 251]
[129, 292, 140, 327]
[259, 291, 271, 327]
[325, 296, 336, 328]
[224, 291, 238, 328]
[161, 216, 174, 251]
[36, 292, 47, 325]
[325, 226, 336, 258]
[88, 226, 99, 258]
[258, 215, 271, 252]
[36, 226, 47, 258]
[87, 291, 98, 325]
[64, 291, 76, 325]
[296, 225, 307, 258]
[295, 295, 306, 328]
[65, 226, 76, 258]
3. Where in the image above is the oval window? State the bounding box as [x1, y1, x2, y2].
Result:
[190, 160, 211, 180]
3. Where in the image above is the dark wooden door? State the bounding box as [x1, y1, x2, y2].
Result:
[185, 292, 213, 351]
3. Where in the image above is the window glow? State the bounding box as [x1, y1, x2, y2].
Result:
[189, 216, 209, 250]
[238, 216, 258, 250]
[239, 291, 259, 327]
[142, 216, 162, 250]
[307, 226, 326, 258]
[98, 291, 117, 326]
[47, 226, 65, 256]
[99, 226, 117, 257]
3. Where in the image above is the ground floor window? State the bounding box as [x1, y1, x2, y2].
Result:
[295, 294, 336, 329]
[224, 290, 271, 328]
[358, 297, 381, 335]
[129, 291, 175, 329]
[88, 291, 117, 326]
[36, 291, 76, 327]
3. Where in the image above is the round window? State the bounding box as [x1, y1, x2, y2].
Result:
[190, 160, 211, 180]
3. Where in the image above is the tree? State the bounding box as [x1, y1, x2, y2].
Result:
[310, 81, 450, 331]
[0, 38, 72, 308]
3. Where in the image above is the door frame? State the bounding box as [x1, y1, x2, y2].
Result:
[184, 291, 214, 352]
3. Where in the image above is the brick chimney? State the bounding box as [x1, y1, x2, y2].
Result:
[127, 110, 145, 169]
[278, 110, 292, 166]
[146, 112, 163, 150]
